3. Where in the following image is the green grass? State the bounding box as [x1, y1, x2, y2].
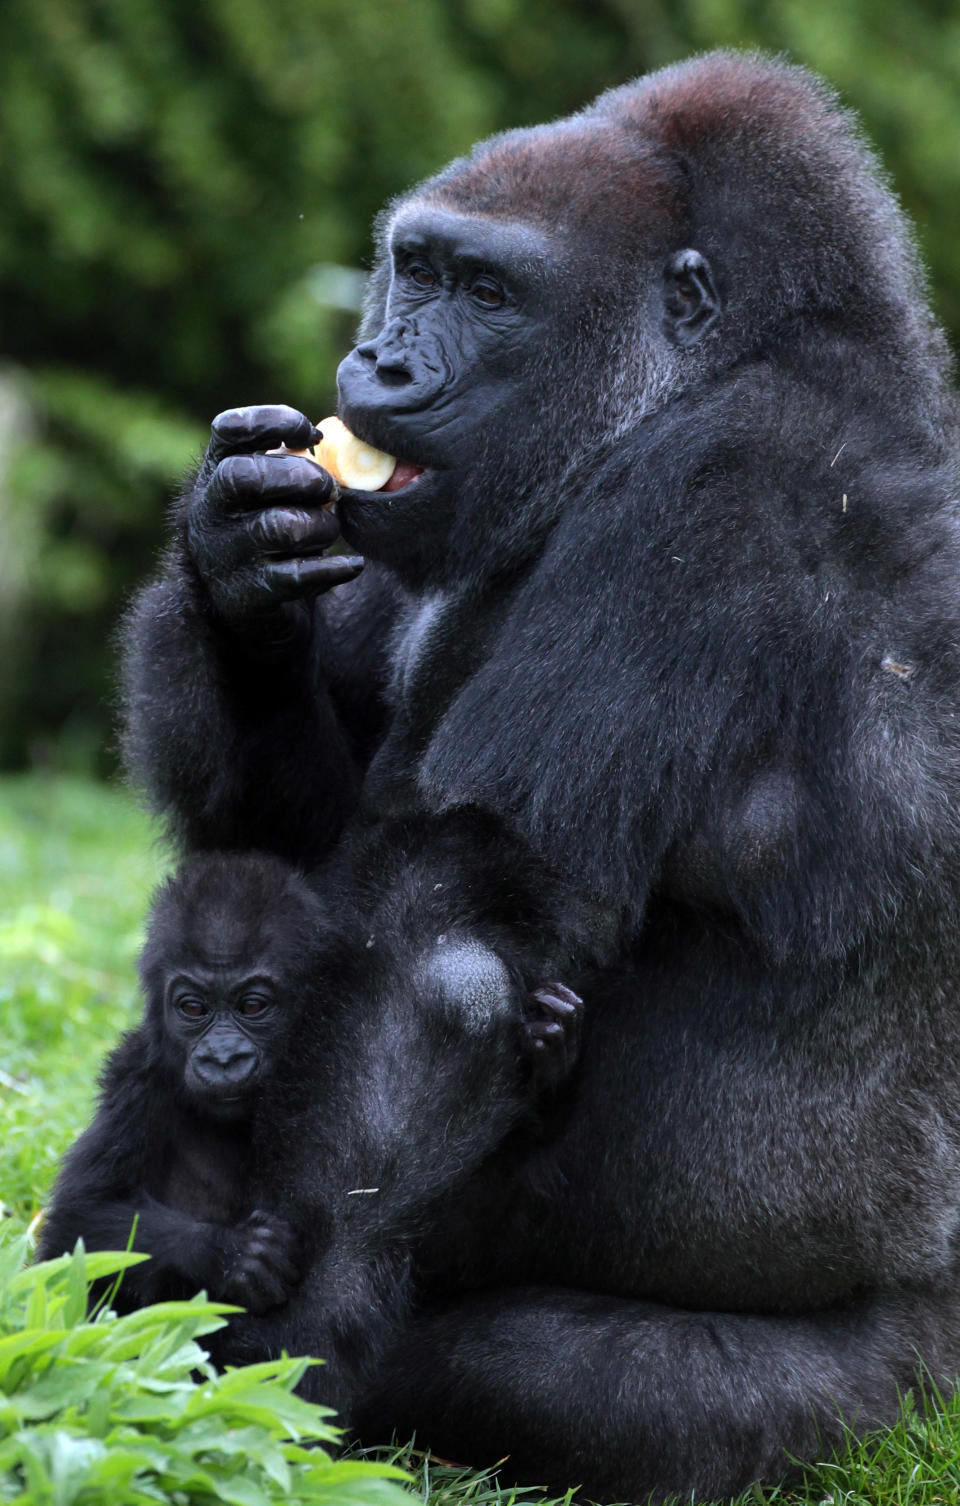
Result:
[3, 772, 960, 1504]
[0, 774, 170, 1227]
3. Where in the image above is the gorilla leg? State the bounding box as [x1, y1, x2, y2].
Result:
[358, 1284, 960, 1503]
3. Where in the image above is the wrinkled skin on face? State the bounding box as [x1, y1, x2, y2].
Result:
[333, 195, 721, 584]
[165, 128, 710, 617]
[334, 209, 568, 578]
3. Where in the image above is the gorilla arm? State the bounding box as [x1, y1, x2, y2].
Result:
[37, 1035, 227, 1306]
[121, 405, 402, 862]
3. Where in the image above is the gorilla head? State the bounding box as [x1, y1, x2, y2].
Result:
[335, 52, 951, 586]
[138, 852, 327, 1118]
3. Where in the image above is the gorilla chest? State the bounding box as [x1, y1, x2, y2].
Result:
[366, 588, 496, 806]
[160, 1124, 251, 1225]
[389, 591, 450, 706]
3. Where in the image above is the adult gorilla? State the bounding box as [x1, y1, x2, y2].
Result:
[123, 52, 960, 1502]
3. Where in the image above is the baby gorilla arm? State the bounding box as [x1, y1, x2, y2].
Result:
[39, 1122, 300, 1314]
[121, 1200, 299, 1314]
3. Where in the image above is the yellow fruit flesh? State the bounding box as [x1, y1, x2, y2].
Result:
[283, 416, 395, 490]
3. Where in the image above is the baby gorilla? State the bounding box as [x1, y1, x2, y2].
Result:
[39, 832, 582, 1403]
[38, 854, 320, 1312]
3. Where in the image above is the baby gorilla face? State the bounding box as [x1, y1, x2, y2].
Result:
[165, 970, 279, 1118]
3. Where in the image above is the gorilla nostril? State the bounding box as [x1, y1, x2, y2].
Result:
[196, 1050, 256, 1086]
[375, 365, 414, 388]
[223, 1054, 257, 1082]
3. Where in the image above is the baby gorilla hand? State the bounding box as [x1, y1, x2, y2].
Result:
[186, 404, 364, 641]
[220, 1210, 303, 1314]
[524, 982, 583, 1089]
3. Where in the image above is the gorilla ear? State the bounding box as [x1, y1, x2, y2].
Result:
[662, 249, 721, 347]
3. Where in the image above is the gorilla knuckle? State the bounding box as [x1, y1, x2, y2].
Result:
[214, 454, 261, 504]
[211, 404, 309, 448]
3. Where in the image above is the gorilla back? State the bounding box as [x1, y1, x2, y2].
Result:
[122, 50, 960, 1503]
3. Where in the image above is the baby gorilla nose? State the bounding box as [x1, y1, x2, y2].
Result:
[209, 1049, 258, 1085]
[192, 1028, 260, 1093]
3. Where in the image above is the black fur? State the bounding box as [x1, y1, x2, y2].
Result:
[120, 51, 960, 1501]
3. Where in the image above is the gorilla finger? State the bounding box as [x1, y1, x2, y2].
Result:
[222, 1273, 255, 1308]
[247, 505, 343, 557]
[207, 405, 317, 465]
[246, 1240, 298, 1285]
[262, 555, 365, 599]
[536, 982, 583, 1010]
[261, 1250, 302, 1286]
[526, 1020, 565, 1045]
[229, 1255, 271, 1292]
[212, 453, 337, 515]
[530, 985, 583, 1023]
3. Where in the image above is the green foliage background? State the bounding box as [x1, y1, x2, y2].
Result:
[2, 0, 959, 769]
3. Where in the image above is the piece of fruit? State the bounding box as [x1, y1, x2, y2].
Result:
[283, 416, 396, 490]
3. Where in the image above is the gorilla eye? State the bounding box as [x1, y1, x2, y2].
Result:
[407, 263, 437, 290]
[238, 996, 270, 1017]
[177, 998, 209, 1020]
[470, 279, 505, 309]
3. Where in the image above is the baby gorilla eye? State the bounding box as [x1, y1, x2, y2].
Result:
[238, 996, 270, 1017]
[177, 998, 209, 1020]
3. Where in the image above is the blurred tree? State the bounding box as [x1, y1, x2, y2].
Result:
[1, 0, 958, 768]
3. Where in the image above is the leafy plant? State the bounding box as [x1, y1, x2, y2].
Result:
[0, 1234, 411, 1506]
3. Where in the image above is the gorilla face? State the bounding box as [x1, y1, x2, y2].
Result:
[334, 205, 569, 579]
[334, 172, 721, 586]
[338, 208, 561, 462]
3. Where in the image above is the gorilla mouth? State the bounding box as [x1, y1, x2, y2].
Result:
[307, 417, 427, 495]
[380, 459, 427, 493]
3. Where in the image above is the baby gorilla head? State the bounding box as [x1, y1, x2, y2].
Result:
[139, 853, 326, 1120]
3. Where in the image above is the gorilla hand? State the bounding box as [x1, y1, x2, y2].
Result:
[186, 404, 364, 642]
[524, 981, 583, 1089]
[219, 1210, 303, 1314]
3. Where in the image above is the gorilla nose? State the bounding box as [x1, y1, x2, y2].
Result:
[339, 319, 451, 411]
[195, 1047, 257, 1086]
[375, 361, 414, 390]
[355, 335, 414, 388]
